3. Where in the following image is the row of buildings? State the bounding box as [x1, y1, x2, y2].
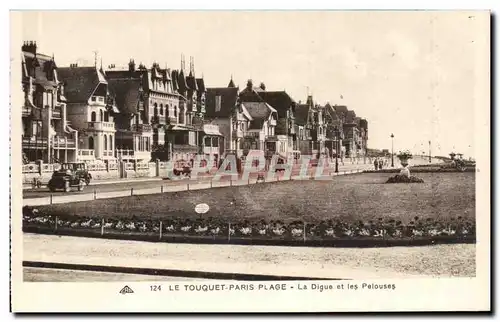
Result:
[20, 41, 369, 168]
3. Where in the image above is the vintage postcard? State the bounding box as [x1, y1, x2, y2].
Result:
[10, 10, 490, 313]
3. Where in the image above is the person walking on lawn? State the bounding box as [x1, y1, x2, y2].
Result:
[374, 158, 379, 171]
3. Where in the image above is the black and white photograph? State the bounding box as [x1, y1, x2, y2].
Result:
[9, 9, 490, 313]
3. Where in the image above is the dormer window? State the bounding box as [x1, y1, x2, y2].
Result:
[91, 96, 105, 103]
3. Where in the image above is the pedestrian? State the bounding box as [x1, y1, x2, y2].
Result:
[374, 158, 379, 171]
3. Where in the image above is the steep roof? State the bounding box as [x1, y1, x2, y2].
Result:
[242, 102, 276, 130]
[295, 104, 310, 126]
[176, 70, 188, 93]
[107, 78, 142, 114]
[257, 91, 295, 118]
[205, 87, 239, 118]
[359, 118, 368, 130]
[58, 66, 105, 103]
[196, 78, 206, 92]
[22, 51, 59, 89]
[228, 78, 236, 88]
[186, 73, 198, 91]
[345, 110, 357, 123]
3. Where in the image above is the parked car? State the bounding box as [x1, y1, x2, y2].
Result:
[60, 162, 92, 185]
[47, 169, 86, 192]
[173, 161, 192, 177]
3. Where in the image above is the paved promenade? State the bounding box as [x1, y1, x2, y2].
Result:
[25, 233, 456, 280]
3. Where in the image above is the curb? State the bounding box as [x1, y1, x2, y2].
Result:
[23, 260, 341, 281]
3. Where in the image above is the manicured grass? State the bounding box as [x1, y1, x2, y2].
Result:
[34, 172, 475, 224]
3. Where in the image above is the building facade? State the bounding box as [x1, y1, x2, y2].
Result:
[21, 41, 78, 164]
[58, 65, 118, 162]
[205, 81, 252, 158]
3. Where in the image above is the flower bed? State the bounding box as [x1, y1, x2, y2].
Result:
[22, 206, 476, 247]
[386, 174, 425, 183]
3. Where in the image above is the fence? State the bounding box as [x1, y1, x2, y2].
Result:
[22, 160, 171, 185]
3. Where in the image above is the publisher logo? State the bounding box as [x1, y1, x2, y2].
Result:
[119, 285, 134, 295]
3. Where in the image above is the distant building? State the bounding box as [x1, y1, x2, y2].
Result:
[205, 81, 251, 158]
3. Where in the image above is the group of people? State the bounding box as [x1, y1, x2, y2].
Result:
[373, 158, 388, 170]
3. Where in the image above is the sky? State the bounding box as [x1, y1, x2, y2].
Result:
[17, 11, 488, 158]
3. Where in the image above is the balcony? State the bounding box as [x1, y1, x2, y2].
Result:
[151, 115, 167, 124]
[77, 149, 95, 161]
[116, 149, 151, 161]
[88, 121, 115, 131]
[203, 146, 219, 155]
[22, 136, 48, 149]
[52, 137, 76, 149]
[22, 105, 33, 117]
[132, 124, 153, 133]
[173, 144, 198, 153]
[244, 132, 259, 138]
[266, 136, 279, 142]
[52, 105, 62, 119]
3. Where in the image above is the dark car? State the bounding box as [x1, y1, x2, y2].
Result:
[173, 161, 192, 177]
[60, 162, 92, 185]
[47, 169, 86, 192]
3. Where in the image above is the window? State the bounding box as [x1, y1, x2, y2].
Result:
[109, 135, 113, 151]
[91, 111, 96, 122]
[100, 110, 103, 121]
[104, 111, 109, 122]
[154, 103, 158, 116]
[104, 134, 108, 150]
[91, 97, 97, 102]
[213, 138, 219, 147]
[189, 132, 196, 146]
[204, 137, 211, 146]
[88, 137, 94, 150]
[174, 106, 177, 117]
[160, 104, 164, 115]
[47, 92, 53, 107]
[166, 104, 169, 117]
[31, 121, 42, 137]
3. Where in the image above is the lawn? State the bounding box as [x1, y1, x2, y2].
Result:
[32, 172, 475, 224]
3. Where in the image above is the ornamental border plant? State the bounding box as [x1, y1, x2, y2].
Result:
[396, 150, 413, 162]
[22, 206, 476, 247]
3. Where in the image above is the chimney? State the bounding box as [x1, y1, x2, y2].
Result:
[70, 63, 78, 68]
[129, 59, 136, 72]
[246, 79, 253, 91]
[22, 41, 37, 55]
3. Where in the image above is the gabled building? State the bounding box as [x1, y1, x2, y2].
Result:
[205, 81, 251, 158]
[330, 105, 368, 158]
[240, 101, 278, 158]
[58, 64, 118, 162]
[240, 83, 298, 159]
[21, 41, 78, 163]
[107, 76, 153, 162]
[324, 103, 345, 159]
[166, 56, 206, 163]
[294, 95, 326, 158]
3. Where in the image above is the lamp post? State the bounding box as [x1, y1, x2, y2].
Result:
[334, 127, 339, 173]
[428, 140, 431, 163]
[390, 133, 394, 167]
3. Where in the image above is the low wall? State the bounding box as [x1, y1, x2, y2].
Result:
[22, 161, 172, 185]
